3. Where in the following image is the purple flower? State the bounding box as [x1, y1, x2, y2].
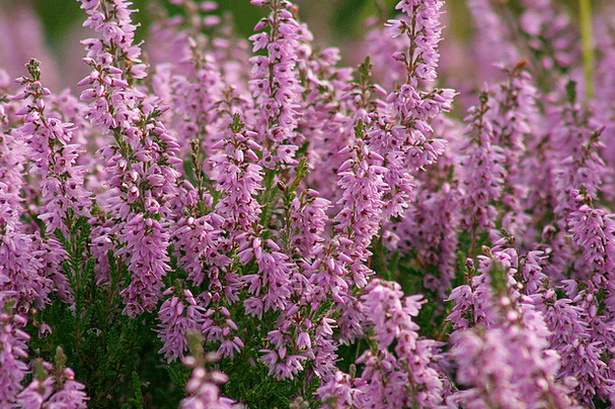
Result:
[0, 185, 54, 313]
[289, 190, 330, 259]
[333, 140, 387, 272]
[15, 59, 92, 236]
[248, 0, 306, 170]
[362, 0, 456, 220]
[210, 118, 263, 233]
[352, 279, 446, 408]
[389, 0, 445, 83]
[173, 213, 227, 287]
[180, 350, 236, 409]
[448, 246, 580, 408]
[157, 289, 208, 362]
[117, 213, 171, 317]
[0, 295, 30, 406]
[317, 370, 359, 409]
[201, 302, 244, 360]
[552, 98, 605, 222]
[518, 250, 547, 296]
[396, 182, 460, 297]
[78, 0, 182, 317]
[568, 198, 615, 281]
[487, 63, 536, 239]
[537, 282, 615, 404]
[459, 90, 505, 244]
[17, 361, 88, 409]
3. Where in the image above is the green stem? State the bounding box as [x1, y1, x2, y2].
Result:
[579, 0, 594, 100]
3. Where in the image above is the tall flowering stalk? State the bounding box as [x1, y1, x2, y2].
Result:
[488, 62, 535, 238]
[318, 279, 447, 409]
[333, 123, 387, 291]
[16, 348, 88, 409]
[537, 90, 607, 282]
[552, 97, 605, 222]
[321, 125, 387, 343]
[154, 113, 254, 363]
[373, 0, 455, 218]
[180, 333, 235, 409]
[0, 68, 58, 314]
[449, 245, 579, 409]
[11, 59, 96, 307]
[459, 91, 505, 254]
[560, 189, 615, 403]
[16, 59, 92, 236]
[78, 0, 182, 317]
[0, 296, 30, 405]
[249, 0, 305, 171]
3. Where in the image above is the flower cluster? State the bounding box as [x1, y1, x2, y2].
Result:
[0, 296, 87, 408]
[449, 245, 578, 408]
[78, 0, 182, 317]
[1, 0, 615, 408]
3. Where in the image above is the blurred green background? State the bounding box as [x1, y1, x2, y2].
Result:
[0, 0, 602, 91]
[5, 0, 591, 49]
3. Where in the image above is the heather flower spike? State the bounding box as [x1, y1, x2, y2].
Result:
[449, 245, 580, 409]
[0, 296, 30, 406]
[17, 348, 88, 409]
[180, 332, 235, 409]
[249, 0, 305, 171]
[78, 0, 181, 317]
[459, 90, 505, 254]
[16, 59, 92, 236]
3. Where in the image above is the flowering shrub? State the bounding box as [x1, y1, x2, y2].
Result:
[1, 0, 615, 407]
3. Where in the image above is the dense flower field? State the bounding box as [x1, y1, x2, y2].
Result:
[1, 0, 615, 407]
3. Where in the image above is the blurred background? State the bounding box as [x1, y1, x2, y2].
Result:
[0, 0, 604, 92]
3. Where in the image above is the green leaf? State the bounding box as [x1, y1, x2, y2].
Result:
[566, 80, 577, 104]
[130, 372, 144, 409]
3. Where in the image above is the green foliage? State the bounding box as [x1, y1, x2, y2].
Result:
[368, 235, 451, 341]
[211, 302, 319, 408]
[223, 360, 312, 409]
[26, 215, 183, 408]
[130, 372, 144, 409]
[566, 80, 578, 105]
[167, 361, 191, 392]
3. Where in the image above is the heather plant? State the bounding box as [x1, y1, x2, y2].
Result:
[1, 0, 615, 408]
